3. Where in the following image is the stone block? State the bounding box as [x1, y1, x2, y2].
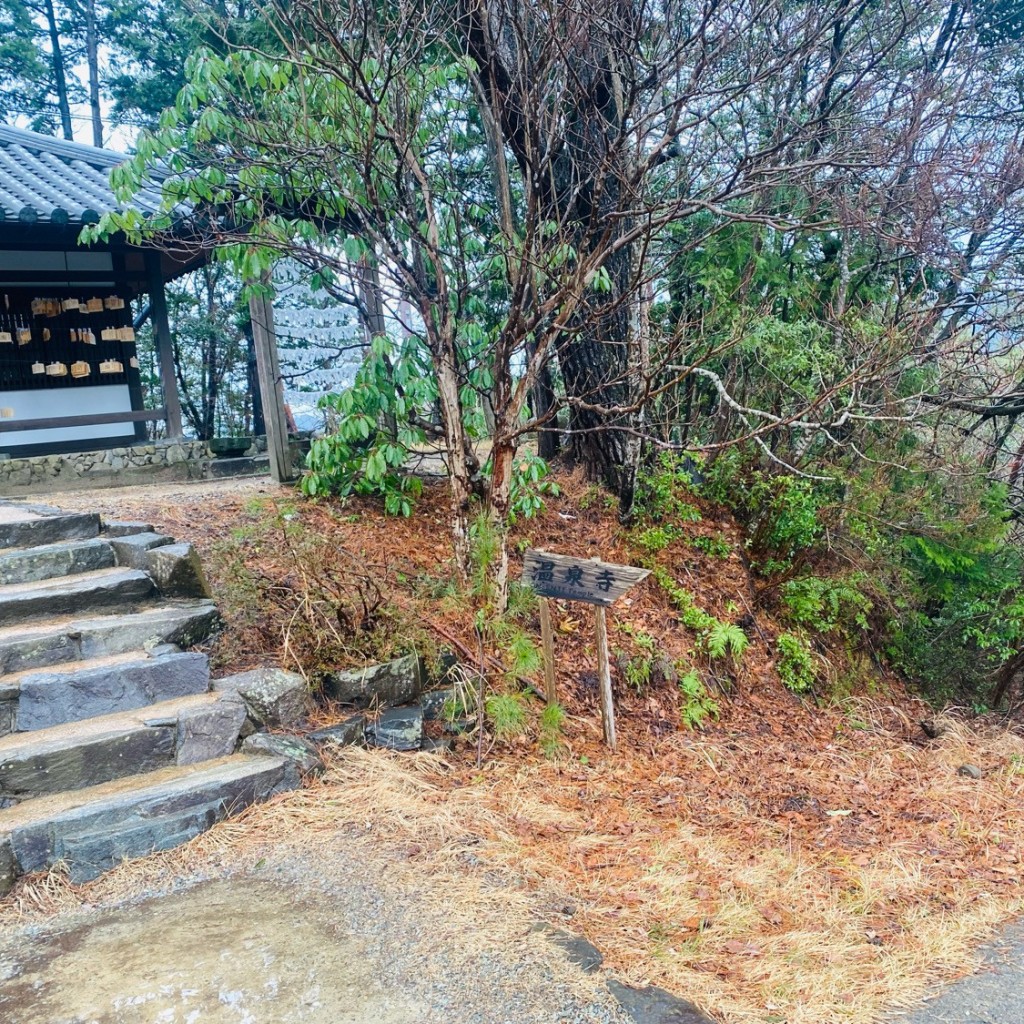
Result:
[229, 667, 309, 729]
[0, 538, 113, 585]
[607, 981, 714, 1024]
[0, 837, 14, 897]
[176, 695, 248, 765]
[0, 568, 154, 625]
[421, 687, 458, 721]
[108, 532, 173, 569]
[0, 510, 99, 550]
[7, 756, 293, 882]
[533, 924, 603, 973]
[241, 733, 323, 776]
[323, 654, 423, 709]
[145, 542, 213, 599]
[0, 700, 15, 738]
[306, 716, 366, 749]
[365, 706, 423, 751]
[0, 727, 176, 800]
[15, 652, 210, 731]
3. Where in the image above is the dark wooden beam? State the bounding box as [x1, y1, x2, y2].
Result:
[248, 286, 295, 484]
[0, 409, 168, 433]
[145, 249, 184, 438]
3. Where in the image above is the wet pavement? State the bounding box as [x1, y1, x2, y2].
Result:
[0, 879, 427, 1024]
[896, 923, 1024, 1024]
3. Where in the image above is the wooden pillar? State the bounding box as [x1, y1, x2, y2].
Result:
[539, 598, 557, 705]
[247, 285, 294, 483]
[594, 605, 617, 750]
[145, 250, 183, 438]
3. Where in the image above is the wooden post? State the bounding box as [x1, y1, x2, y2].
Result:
[145, 250, 183, 438]
[247, 285, 295, 483]
[594, 605, 616, 749]
[538, 598, 557, 705]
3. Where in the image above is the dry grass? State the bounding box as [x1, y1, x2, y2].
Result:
[271, 718, 1024, 1024]
[7, 715, 1021, 1024]
[31, 477, 1024, 1022]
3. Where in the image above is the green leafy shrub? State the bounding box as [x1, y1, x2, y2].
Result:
[301, 336, 428, 515]
[780, 574, 873, 635]
[686, 534, 732, 559]
[500, 452, 561, 523]
[776, 632, 817, 693]
[635, 452, 703, 524]
[634, 524, 682, 554]
[701, 453, 833, 573]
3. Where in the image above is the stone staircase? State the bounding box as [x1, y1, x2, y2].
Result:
[0, 503, 299, 895]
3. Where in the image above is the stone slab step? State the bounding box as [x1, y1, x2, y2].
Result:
[0, 504, 100, 550]
[0, 537, 114, 586]
[0, 691, 247, 803]
[0, 754, 295, 886]
[0, 600, 220, 676]
[101, 520, 155, 537]
[0, 650, 210, 735]
[0, 567, 155, 626]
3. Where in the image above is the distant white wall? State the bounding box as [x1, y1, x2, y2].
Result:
[0, 385, 135, 448]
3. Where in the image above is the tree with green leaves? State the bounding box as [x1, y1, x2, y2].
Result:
[0, 1, 50, 129]
[91, 0, 1024, 594]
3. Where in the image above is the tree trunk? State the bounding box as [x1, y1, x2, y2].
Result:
[463, 3, 638, 505]
[43, 0, 74, 141]
[429, 314, 475, 576]
[526, 338, 560, 460]
[355, 255, 397, 441]
[84, 0, 103, 147]
[202, 269, 218, 439]
[556, 242, 636, 506]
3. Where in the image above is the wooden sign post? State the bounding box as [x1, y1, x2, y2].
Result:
[522, 549, 650, 750]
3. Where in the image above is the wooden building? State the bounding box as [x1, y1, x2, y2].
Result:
[0, 125, 295, 484]
[0, 125, 205, 459]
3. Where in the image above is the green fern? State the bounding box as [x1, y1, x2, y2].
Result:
[679, 668, 720, 729]
[705, 621, 749, 663]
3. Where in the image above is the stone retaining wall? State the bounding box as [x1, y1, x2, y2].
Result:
[0, 439, 280, 495]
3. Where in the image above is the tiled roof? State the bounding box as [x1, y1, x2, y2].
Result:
[0, 125, 163, 226]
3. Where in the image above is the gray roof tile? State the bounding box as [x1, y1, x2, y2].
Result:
[0, 125, 164, 225]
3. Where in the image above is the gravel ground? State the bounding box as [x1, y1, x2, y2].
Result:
[35, 475, 288, 515]
[0, 844, 633, 1024]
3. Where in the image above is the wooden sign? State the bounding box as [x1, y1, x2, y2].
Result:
[522, 549, 649, 607]
[521, 549, 650, 751]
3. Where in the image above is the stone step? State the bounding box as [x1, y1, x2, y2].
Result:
[0, 754, 295, 887]
[0, 600, 220, 675]
[0, 691, 247, 804]
[0, 537, 115, 586]
[0, 504, 99, 550]
[0, 567, 155, 626]
[0, 650, 211, 735]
